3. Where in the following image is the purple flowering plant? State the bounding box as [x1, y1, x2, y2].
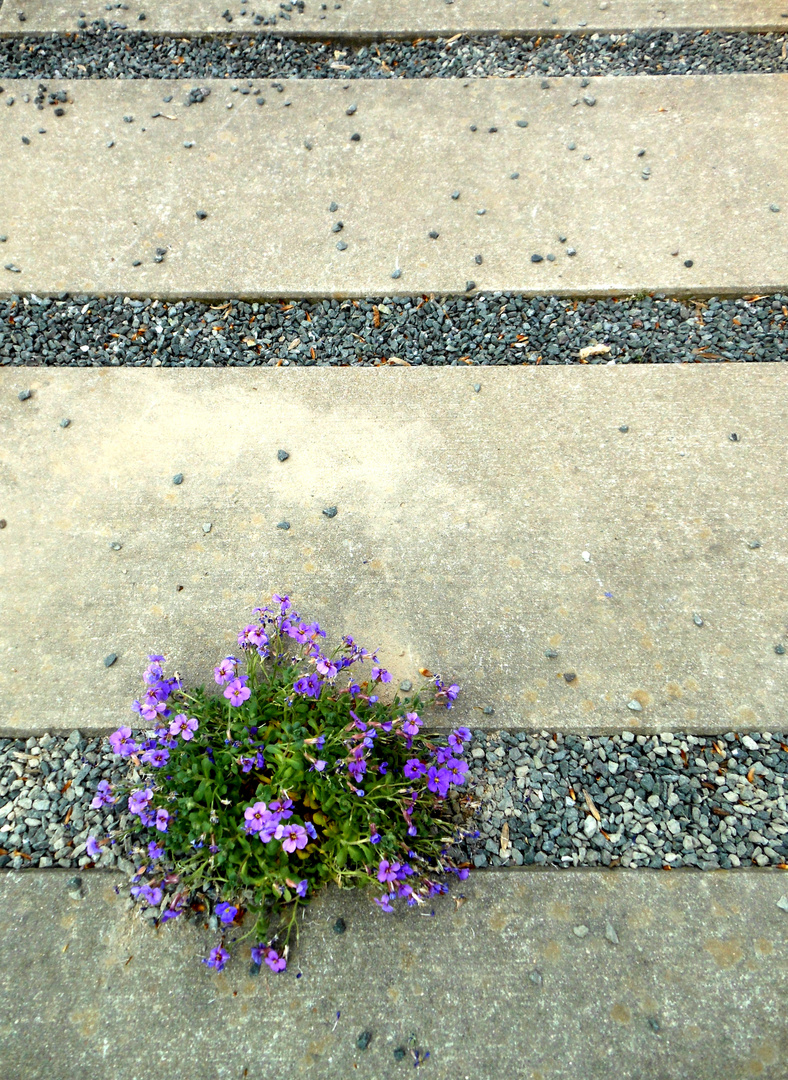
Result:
[101, 596, 471, 975]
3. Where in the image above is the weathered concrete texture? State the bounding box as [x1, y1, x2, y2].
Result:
[1, 76, 787, 299]
[1, 0, 787, 36]
[0, 868, 786, 1079]
[1, 365, 787, 736]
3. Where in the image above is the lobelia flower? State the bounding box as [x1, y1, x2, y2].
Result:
[309, 759, 327, 772]
[203, 946, 230, 972]
[169, 714, 199, 740]
[304, 821, 318, 840]
[90, 779, 115, 809]
[224, 678, 252, 707]
[315, 735, 325, 750]
[244, 801, 269, 833]
[109, 726, 138, 757]
[426, 766, 452, 799]
[374, 894, 395, 912]
[275, 823, 309, 853]
[131, 883, 163, 906]
[269, 798, 294, 820]
[239, 757, 255, 773]
[348, 756, 366, 782]
[434, 744, 454, 765]
[141, 746, 170, 768]
[155, 808, 171, 832]
[403, 758, 427, 781]
[128, 788, 153, 816]
[369, 825, 381, 844]
[378, 761, 388, 775]
[293, 673, 322, 699]
[138, 807, 157, 828]
[215, 902, 238, 925]
[315, 656, 338, 679]
[264, 948, 287, 973]
[371, 666, 392, 683]
[296, 880, 308, 898]
[148, 841, 165, 859]
[86, 836, 102, 859]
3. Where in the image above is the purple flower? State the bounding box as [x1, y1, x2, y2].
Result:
[448, 726, 472, 752]
[215, 902, 238, 925]
[315, 736, 325, 750]
[374, 894, 395, 912]
[304, 821, 318, 840]
[203, 946, 230, 972]
[224, 678, 251, 707]
[348, 756, 367, 782]
[86, 836, 102, 859]
[269, 798, 294, 820]
[258, 813, 282, 844]
[131, 883, 163, 906]
[214, 657, 237, 685]
[128, 788, 153, 816]
[293, 673, 322, 699]
[296, 879, 308, 898]
[408, 824, 418, 836]
[426, 766, 452, 798]
[141, 746, 170, 768]
[169, 714, 199, 740]
[435, 744, 454, 765]
[109, 726, 137, 757]
[371, 666, 392, 683]
[403, 758, 427, 781]
[446, 758, 469, 785]
[265, 948, 287, 973]
[310, 759, 327, 772]
[378, 761, 388, 775]
[377, 859, 400, 885]
[315, 656, 338, 679]
[148, 841, 165, 859]
[138, 807, 157, 827]
[244, 801, 268, 833]
[401, 712, 422, 737]
[239, 756, 255, 773]
[251, 944, 266, 966]
[370, 825, 381, 844]
[90, 780, 115, 809]
[155, 808, 170, 833]
[275, 823, 309, 854]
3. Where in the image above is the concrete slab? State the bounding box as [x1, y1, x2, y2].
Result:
[0, 75, 787, 300]
[0, 868, 786, 1079]
[1, 365, 787, 736]
[2, 0, 787, 36]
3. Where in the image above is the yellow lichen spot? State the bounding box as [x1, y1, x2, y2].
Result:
[684, 707, 698, 721]
[610, 1003, 631, 1024]
[666, 682, 683, 700]
[542, 940, 562, 962]
[738, 707, 758, 725]
[630, 689, 652, 707]
[581, 699, 595, 713]
[548, 901, 571, 922]
[508, 556, 523, 569]
[549, 634, 562, 647]
[535, 678, 548, 689]
[626, 907, 653, 930]
[523, 690, 538, 704]
[704, 938, 744, 969]
[754, 939, 773, 956]
[302, 562, 316, 573]
[150, 604, 163, 617]
[684, 677, 699, 692]
[640, 635, 654, 650]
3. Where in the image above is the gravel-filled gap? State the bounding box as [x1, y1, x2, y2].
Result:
[1, 293, 785, 366]
[0, 30, 786, 80]
[2, 728, 786, 872]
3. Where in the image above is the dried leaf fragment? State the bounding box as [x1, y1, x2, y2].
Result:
[578, 343, 611, 360]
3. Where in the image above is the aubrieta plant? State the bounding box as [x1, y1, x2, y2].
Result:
[92, 596, 473, 974]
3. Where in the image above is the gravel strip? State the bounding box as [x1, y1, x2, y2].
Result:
[0, 30, 786, 81]
[2, 728, 787, 872]
[2, 293, 785, 367]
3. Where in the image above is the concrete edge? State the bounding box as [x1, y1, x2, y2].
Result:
[2, 25, 788, 38]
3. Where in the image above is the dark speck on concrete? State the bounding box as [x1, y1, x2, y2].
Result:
[483, 705, 495, 715]
[619, 424, 629, 432]
[563, 672, 577, 682]
[356, 1031, 372, 1051]
[60, 418, 70, 427]
[195, 210, 208, 220]
[104, 653, 118, 668]
[729, 432, 739, 442]
[684, 259, 694, 267]
[333, 917, 346, 933]
[545, 649, 558, 658]
[172, 473, 184, 485]
[18, 389, 31, 400]
[775, 644, 786, 655]
[531, 254, 543, 263]
[277, 449, 289, 461]
[276, 521, 290, 530]
[323, 506, 338, 518]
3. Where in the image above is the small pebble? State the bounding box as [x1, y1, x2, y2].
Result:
[333, 917, 346, 933]
[356, 1031, 372, 1051]
[0, 519, 6, 529]
[60, 418, 71, 428]
[684, 259, 694, 267]
[104, 653, 117, 668]
[428, 230, 439, 239]
[747, 540, 761, 549]
[323, 506, 338, 518]
[195, 210, 208, 220]
[510, 172, 520, 179]
[399, 680, 412, 692]
[627, 699, 643, 711]
[516, 120, 528, 128]
[391, 269, 402, 279]
[544, 649, 558, 659]
[619, 424, 629, 433]
[482, 706, 495, 715]
[202, 523, 212, 533]
[729, 432, 739, 442]
[277, 449, 290, 461]
[329, 202, 339, 212]
[531, 254, 543, 263]
[528, 969, 543, 987]
[693, 614, 704, 626]
[775, 644, 786, 655]
[350, 133, 360, 142]
[277, 521, 291, 530]
[18, 389, 31, 401]
[573, 925, 589, 938]
[647, 1018, 661, 1034]
[583, 95, 596, 106]
[567, 247, 577, 256]
[604, 921, 619, 945]
[474, 254, 483, 265]
[473, 383, 481, 392]
[336, 241, 348, 251]
[563, 673, 576, 683]
[109, 542, 122, 551]
[172, 473, 184, 485]
[451, 190, 460, 200]
[770, 204, 781, 213]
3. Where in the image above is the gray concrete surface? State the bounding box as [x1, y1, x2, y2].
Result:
[0, 868, 786, 1079]
[1, 365, 787, 736]
[1, 76, 786, 300]
[2, 0, 787, 35]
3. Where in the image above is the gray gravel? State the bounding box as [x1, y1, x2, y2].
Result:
[2, 293, 786, 367]
[0, 31, 786, 81]
[2, 727, 788, 873]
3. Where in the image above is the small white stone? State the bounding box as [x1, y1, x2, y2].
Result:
[583, 815, 598, 838]
[776, 896, 788, 913]
[627, 699, 643, 712]
[604, 920, 619, 944]
[582, 551, 591, 562]
[573, 925, 590, 938]
[202, 523, 212, 533]
[741, 735, 759, 752]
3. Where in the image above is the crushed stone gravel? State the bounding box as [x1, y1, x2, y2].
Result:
[1, 293, 785, 367]
[2, 728, 787, 873]
[0, 30, 786, 81]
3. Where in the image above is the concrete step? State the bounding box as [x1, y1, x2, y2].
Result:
[2, 0, 787, 37]
[0, 867, 786, 1079]
[2, 365, 786, 736]
[1, 75, 786, 301]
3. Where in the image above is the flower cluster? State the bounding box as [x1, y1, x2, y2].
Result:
[97, 596, 473, 975]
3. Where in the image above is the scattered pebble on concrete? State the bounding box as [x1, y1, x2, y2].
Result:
[172, 473, 183, 485]
[322, 505, 338, 518]
[277, 449, 289, 461]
